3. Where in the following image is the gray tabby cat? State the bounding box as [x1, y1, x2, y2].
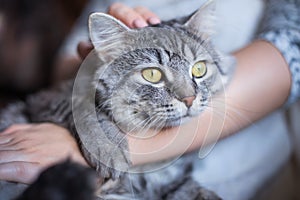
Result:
[0, 1, 234, 199]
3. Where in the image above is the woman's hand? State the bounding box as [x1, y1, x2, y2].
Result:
[78, 3, 160, 60]
[0, 123, 88, 184]
[108, 2, 160, 28]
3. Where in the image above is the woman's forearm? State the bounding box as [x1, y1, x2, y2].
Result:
[128, 40, 291, 165]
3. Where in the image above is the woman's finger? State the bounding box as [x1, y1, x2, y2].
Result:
[133, 6, 161, 25]
[108, 2, 148, 28]
[77, 41, 93, 60]
[0, 141, 22, 150]
[0, 134, 13, 145]
[0, 124, 32, 135]
[0, 150, 28, 163]
[0, 161, 41, 184]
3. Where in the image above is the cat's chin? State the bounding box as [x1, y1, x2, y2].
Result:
[163, 115, 191, 128]
[163, 109, 204, 127]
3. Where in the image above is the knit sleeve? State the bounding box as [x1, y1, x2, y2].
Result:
[257, 0, 300, 106]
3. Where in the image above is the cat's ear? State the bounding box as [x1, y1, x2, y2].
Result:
[89, 13, 130, 50]
[184, 0, 216, 39]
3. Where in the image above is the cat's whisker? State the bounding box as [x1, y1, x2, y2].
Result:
[112, 112, 148, 131]
[203, 103, 253, 131]
[213, 96, 263, 115]
[210, 97, 255, 121]
[151, 120, 165, 134]
[128, 113, 165, 138]
[133, 118, 152, 134]
[132, 114, 160, 134]
[108, 110, 156, 145]
[145, 115, 164, 130]
[128, 119, 150, 134]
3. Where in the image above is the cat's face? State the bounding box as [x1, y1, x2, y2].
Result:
[89, 0, 235, 133]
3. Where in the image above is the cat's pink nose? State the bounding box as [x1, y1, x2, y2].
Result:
[182, 96, 196, 107]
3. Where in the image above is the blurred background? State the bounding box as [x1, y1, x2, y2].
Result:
[0, 0, 87, 103]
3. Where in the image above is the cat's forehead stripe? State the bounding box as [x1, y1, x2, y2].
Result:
[140, 26, 219, 64]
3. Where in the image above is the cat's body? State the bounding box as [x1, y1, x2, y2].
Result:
[0, 1, 234, 199]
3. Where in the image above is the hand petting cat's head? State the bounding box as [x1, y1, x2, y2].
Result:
[88, 0, 235, 133]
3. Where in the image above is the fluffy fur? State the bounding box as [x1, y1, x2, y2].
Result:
[0, 1, 234, 199]
[16, 161, 96, 200]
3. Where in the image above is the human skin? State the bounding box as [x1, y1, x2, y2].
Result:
[0, 3, 291, 184]
[0, 123, 88, 183]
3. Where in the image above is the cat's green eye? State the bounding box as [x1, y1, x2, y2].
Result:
[192, 61, 207, 78]
[142, 68, 162, 83]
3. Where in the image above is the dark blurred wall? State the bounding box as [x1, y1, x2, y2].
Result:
[0, 0, 87, 99]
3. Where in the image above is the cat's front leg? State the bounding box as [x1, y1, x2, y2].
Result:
[72, 107, 131, 179]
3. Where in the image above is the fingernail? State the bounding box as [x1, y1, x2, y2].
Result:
[148, 17, 161, 25]
[133, 19, 148, 28]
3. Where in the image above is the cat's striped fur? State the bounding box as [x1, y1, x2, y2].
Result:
[0, 1, 234, 199]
